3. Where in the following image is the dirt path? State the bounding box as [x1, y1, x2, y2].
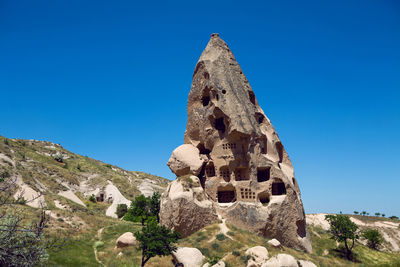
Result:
[94, 227, 105, 267]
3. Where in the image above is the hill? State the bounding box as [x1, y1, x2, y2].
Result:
[1, 135, 400, 266]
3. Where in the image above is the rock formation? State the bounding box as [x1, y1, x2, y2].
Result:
[161, 33, 311, 252]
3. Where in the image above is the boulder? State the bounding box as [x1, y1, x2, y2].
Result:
[267, 238, 282, 248]
[160, 176, 218, 237]
[298, 260, 317, 267]
[245, 246, 269, 267]
[262, 254, 298, 267]
[167, 144, 204, 176]
[163, 33, 312, 252]
[172, 247, 205, 267]
[115, 232, 137, 248]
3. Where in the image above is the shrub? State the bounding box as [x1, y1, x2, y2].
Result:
[211, 242, 220, 251]
[240, 255, 251, 264]
[116, 204, 128, 219]
[227, 231, 235, 236]
[232, 250, 240, 256]
[216, 233, 226, 241]
[389, 216, 399, 220]
[89, 194, 96, 203]
[208, 256, 221, 265]
[4, 139, 9, 145]
[362, 229, 383, 250]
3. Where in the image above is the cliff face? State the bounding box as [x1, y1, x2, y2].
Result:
[162, 33, 311, 252]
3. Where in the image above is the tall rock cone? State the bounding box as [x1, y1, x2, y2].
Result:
[160, 33, 312, 252]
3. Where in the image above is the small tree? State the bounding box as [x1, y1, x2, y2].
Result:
[134, 219, 180, 267]
[129, 195, 150, 225]
[116, 203, 128, 219]
[375, 212, 380, 217]
[362, 229, 383, 250]
[361, 211, 367, 216]
[381, 214, 385, 217]
[389, 216, 399, 220]
[325, 214, 359, 260]
[353, 211, 359, 215]
[149, 192, 161, 222]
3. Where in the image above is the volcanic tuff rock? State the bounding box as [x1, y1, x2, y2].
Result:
[161, 33, 311, 252]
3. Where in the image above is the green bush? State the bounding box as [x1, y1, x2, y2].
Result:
[232, 250, 240, 256]
[362, 229, 383, 250]
[216, 233, 226, 241]
[208, 256, 221, 265]
[116, 204, 128, 219]
[88, 194, 96, 203]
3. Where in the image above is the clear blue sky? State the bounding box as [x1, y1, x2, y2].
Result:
[1, 1, 399, 216]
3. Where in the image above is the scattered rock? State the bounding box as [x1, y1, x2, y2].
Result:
[262, 254, 298, 267]
[167, 144, 204, 176]
[115, 232, 137, 248]
[245, 246, 269, 267]
[160, 176, 218, 237]
[267, 238, 282, 248]
[298, 260, 317, 267]
[172, 247, 205, 267]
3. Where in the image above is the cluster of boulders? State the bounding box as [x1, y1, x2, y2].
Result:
[160, 33, 311, 252]
[171, 245, 316, 267]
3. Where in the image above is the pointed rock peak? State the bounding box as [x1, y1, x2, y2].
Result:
[162, 35, 312, 253]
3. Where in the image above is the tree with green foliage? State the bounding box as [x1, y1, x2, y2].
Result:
[389, 216, 399, 220]
[325, 214, 359, 260]
[116, 203, 128, 219]
[375, 212, 380, 217]
[362, 229, 383, 250]
[148, 192, 161, 223]
[381, 214, 385, 217]
[129, 195, 150, 226]
[353, 211, 359, 215]
[134, 218, 180, 267]
[361, 211, 367, 216]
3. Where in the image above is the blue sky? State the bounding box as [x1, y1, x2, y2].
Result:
[1, 1, 399, 216]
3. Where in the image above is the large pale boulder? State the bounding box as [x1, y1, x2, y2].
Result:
[115, 232, 137, 248]
[162, 33, 312, 252]
[160, 176, 218, 237]
[298, 260, 317, 267]
[172, 247, 205, 267]
[167, 144, 204, 176]
[262, 254, 298, 267]
[245, 246, 269, 267]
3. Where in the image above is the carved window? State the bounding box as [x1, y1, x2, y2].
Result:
[219, 166, 230, 182]
[272, 182, 286, 195]
[240, 188, 255, 199]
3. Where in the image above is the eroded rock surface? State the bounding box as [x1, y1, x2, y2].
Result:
[162, 33, 311, 252]
[160, 175, 218, 237]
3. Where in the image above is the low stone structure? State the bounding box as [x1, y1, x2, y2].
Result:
[161, 33, 311, 252]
